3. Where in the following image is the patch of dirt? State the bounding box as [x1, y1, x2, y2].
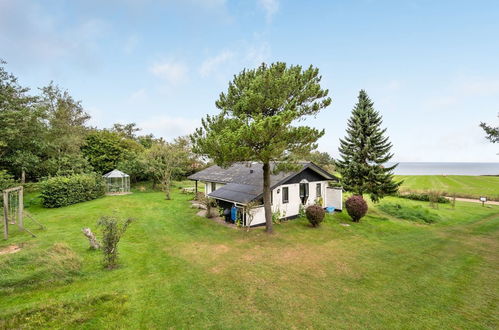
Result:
[0, 244, 21, 255]
[191, 201, 206, 209]
[209, 265, 223, 274]
[194, 210, 238, 228]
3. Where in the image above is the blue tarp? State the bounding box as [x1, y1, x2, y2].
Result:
[326, 206, 335, 213]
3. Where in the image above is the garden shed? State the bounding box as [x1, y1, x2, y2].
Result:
[103, 169, 131, 195]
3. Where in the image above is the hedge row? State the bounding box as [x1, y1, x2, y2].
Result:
[397, 192, 450, 204]
[40, 174, 106, 208]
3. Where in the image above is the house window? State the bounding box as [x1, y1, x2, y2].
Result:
[299, 183, 309, 204]
[282, 187, 289, 204]
[316, 183, 321, 197]
[211, 182, 216, 192]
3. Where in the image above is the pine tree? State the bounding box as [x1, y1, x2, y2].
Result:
[479, 114, 498, 143]
[191, 62, 331, 233]
[336, 90, 401, 202]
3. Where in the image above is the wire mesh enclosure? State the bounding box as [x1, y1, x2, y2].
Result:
[103, 169, 131, 195]
[2, 186, 23, 239]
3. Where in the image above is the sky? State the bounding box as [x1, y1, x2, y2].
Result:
[1, 0, 498, 162]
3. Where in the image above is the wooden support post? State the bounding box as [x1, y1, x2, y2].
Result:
[195, 180, 198, 196]
[18, 187, 23, 230]
[3, 190, 8, 240]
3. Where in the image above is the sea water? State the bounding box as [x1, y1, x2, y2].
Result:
[386, 162, 499, 176]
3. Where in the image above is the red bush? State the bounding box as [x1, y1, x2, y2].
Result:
[345, 195, 368, 222]
[305, 205, 325, 227]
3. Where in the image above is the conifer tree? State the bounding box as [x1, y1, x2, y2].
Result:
[336, 90, 400, 202]
[191, 62, 331, 233]
[480, 114, 498, 143]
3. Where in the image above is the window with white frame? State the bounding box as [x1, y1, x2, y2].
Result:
[282, 187, 289, 203]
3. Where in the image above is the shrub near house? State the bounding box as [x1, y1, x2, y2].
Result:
[40, 174, 106, 208]
[306, 205, 325, 227]
[345, 195, 368, 222]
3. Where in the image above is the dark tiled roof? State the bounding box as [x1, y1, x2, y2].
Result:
[188, 161, 335, 204]
[188, 162, 294, 186]
[208, 183, 262, 204]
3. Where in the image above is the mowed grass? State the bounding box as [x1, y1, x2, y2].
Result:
[1, 185, 498, 329]
[396, 175, 499, 200]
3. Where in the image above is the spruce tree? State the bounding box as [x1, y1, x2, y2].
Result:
[336, 90, 401, 202]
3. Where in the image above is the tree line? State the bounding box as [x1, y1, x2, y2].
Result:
[0, 60, 202, 193]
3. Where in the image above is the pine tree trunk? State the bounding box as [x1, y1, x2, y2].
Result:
[262, 162, 273, 234]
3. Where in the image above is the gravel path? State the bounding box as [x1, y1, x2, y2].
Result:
[446, 196, 499, 206]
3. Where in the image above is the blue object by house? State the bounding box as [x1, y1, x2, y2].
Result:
[231, 206, 238, 221]
[326, 206, 335, 213]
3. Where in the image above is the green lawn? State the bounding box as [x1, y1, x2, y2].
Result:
[396, 175, 499, 201]
[1, 186, 498, 329]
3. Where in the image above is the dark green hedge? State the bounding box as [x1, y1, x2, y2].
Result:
[40, 174, 106, 208]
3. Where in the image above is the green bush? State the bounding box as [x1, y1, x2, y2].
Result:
[0, 170, 16, 191]
[397, 192, 449, 204]
[379, 203, 439, 224]
[40, 174, 106, 208]
[98, 215, 133, 269]
[305, 205, 325, 227]
[345, 195, 368, 222]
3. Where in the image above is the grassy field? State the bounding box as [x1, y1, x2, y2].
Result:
[396, 175, 499, 201]
[1, 184, 498, 329]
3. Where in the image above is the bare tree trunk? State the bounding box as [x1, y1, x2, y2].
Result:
[164, 170, 172, 200]
[82, 228, 100, 249]
[165, 184, 171, 200]
[21, 169, 25, 184]
[262, 162, 273, 234]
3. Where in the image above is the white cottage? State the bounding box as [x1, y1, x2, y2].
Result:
[188, 162, 342, 227]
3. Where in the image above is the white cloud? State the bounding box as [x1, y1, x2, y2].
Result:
[86, 106, 106, 128]
[245, 41, 271, 66]
[396, 125, 499, 162]
[457, 77, 499, 96]
[189, 0, 227, 7]
[149, 60, 188, 85]
[385, 80, 401, 91]
[139, 115, 199, 140]
[124, 34, 139, 54]
[0, 1, 109, 70]
[197, 37, 271, 79]
[129, 88, 147, 102]
[258, 0, 279, 21]
[427, 95, 458, 108]
[199, 50, 234, 77]
[424, 76, 499, 110]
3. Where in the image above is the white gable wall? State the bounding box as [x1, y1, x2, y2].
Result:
[270, 180, 329, 219]
[202, 181, 226, 195]
[201, 178, 339, 227]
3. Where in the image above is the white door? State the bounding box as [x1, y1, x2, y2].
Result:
[326, 187, 343, 210]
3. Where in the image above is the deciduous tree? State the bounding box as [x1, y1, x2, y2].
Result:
[0, 60, 46, 182]
[82, 130, 143, 174]
[144, 141, 189, 199]
[39, 83, 91, 176]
